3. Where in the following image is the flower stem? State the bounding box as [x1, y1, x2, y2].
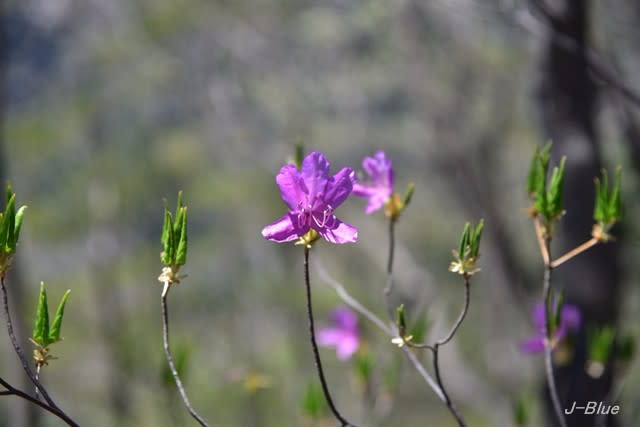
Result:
[541, 239, 568, 427]
[550, 237, 598, 268]
[429, 276, 470, 427]
[161, 282, 210, 427]
[35, 364, 41, 401]
[314, 259, 445, 401]
[1, 277, 78, 426]
[303, 247, 355, 427]
[384, 219, 466, 426]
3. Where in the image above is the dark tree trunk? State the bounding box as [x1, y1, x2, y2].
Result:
[536, 1, 620, 426]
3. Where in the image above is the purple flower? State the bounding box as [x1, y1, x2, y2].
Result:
[262, 152, 358, 244]
[353, 151, 394, 214]
[318, 307, 360, 360]
[521, 303, 581, 354]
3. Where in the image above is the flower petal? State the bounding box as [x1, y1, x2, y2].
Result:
[364, 194, 387, 214]
[520, 336, 545, 354]
[332, 307, 358, 332]
[261, 214, 305, 243]
[336, 333, 359, 360]
[324, 167, 354, 208]
[532, 303, 546, 330]
[561, 305, 581, 331]
[317, 218, 357, 244]
[352, 182, 377, 197]
[301, 152, 330, 202]
[276, 164, 307, 210]
[317, 328, 342, 347]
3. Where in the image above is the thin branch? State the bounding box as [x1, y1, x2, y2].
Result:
[161, 282, 210, 427]
[0, 376, 74, 423]
[550, 237, 598, 268]
[314, 260, 391, 335]
[313, 259, 445, 402]
[303, 247, 356, 427]
[534, 217, 550, 266]
[1, 276, 78, 426]
[428, 277, 471, 427]
[435, 277, 471, 347]
[384, 218, 466, 426]
[541, 238, 568, 427]
[383, 219, 396, 298]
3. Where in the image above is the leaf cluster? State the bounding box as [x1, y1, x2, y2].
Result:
[449, 219, 484, 276]
[32, 283, 70, 348]
[593, 168, 622, 229]
[161, 191, 188, 269]
[0, 184, 27, 275]
[527, 143, 566, 223]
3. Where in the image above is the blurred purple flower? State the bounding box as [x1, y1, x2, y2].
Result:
[521, 302, 581, 354]
[318, 307, 360, 360]
[353, 151, 394, 214]
[261, 152, 358, 244]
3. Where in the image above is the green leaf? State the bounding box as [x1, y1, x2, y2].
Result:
[410, 315, 429, 344]
[32, 283, 50, 346]
[173, 191, 185, 240]
[161, 208, 174, 265]
[396, 304, 407, 336]
[12, 206, 27, 250]
[593, 175, 606, 224]
[5, 193, 15, 252]
[527, 147, 540, 196]
[513, 395, 529, 426]
[49, 289, 70, 343]
[553, 291, 564, 334]
[302, 382, 326, 420]
[588, 326, 616, 363]
[402, 182, 415, 208]
[470, 219, 484, 258]
[607, 167, 622, 222]
[353, 351, 373, 384]
[616, 334, 634, 362]
[546, 156, 566, 220]
[458, 222, 470, 258]
[0, 193, 15, 250]
[175, 206, 188, 266]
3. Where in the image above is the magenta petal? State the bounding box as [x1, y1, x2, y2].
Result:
[352, 182, 376, 197]
[532, 303, 546, 330]
[561, 305, 581, 331]
[520, 337, 545, 354]
[332, 308, 358, 332]
[276, 164, 307, 210]
[364, 195, 386, 214]
[317, 328, 342, 347]
[301, 152, 330, 199]
[318, 219, 357, 244]
[262, 214, 304, 243]
[336, 334, 359, 360]
[362, 156, 382, 180]
[324, 167, 354, 208]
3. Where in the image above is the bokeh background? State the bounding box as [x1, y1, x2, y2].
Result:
[1, 0, 639, 426]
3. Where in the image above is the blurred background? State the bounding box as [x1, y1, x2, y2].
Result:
[1, 0, 639, 426]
